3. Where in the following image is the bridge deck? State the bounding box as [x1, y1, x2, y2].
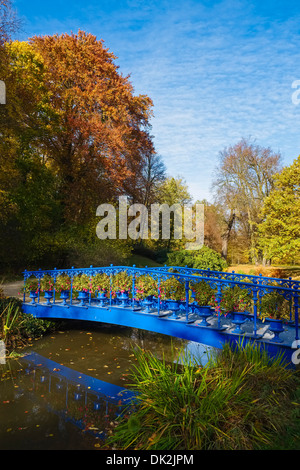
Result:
[22, 299, 299, 367]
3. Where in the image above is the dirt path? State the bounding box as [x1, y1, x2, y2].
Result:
[1, 281, 24, 299]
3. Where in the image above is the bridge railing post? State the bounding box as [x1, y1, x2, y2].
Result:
[252, 283, 258, 337]
[109, 271, 112, 306]
[38, 269, 41, 304]
[23, 270, 27, 303]
[131, 266, 136, 309]
[185, 280, 190, 322]
[70, 267, 74, 305]
[89, 265, 93, 306]
[157, 277, 161, 316]
[53, 268, 57, 304]
[294, 286, 299, 343]
[216, 281, 222, 329]
[289, 277, 293, 323]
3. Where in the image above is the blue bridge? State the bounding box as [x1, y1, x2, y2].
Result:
[21, 264, 300, 367]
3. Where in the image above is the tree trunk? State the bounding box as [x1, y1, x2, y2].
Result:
[221, 210, 235, 260]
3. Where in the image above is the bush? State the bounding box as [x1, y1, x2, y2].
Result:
[0, 297, 55, 349]
[259, 291, 290, 320]
[167, 246, 227, 272]
[134, 275, 158, 300]
[190, 280, 215, 306]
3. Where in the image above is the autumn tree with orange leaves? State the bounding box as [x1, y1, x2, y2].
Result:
[30, 30, 156, 223]
[0, 29, 159, 269]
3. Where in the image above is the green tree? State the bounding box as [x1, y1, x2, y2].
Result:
[258, 156, 300, 264]
[154, 176, 192, 251]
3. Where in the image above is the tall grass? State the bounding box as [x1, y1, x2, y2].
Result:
[107, 342, 299, 450]
[0, 300, 23, 345]
[0, 297, 56, 352]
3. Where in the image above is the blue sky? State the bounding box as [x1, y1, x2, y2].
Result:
[12, 0, 300, 202]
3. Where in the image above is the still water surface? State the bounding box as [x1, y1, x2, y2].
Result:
[0, 323, 215, 450]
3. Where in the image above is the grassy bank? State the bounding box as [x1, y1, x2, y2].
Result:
[105, 343, 300, 450]
[227, 264, 300, 280]
[0, 296, 58, 356]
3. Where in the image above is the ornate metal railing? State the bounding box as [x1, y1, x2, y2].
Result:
[22, 264, 299, 345]
[149, 264, 300, 290]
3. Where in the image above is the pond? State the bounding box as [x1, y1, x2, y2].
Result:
[0, 323, 216, 450]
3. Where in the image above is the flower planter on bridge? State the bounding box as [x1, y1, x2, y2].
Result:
[21, 264, 300, 367]
[142, 295, 154, 314]
[29, 291, 38, 304]
[77, 291, 89, 306]
[44, 290, 53, 306]
[193, 304, 213, 326]
[117, 291, 130, 307]
[60, 290, 70, 305]
[97, 291, 107, 307]
[265, 318, 285, 343]
[167, 300, 181, 319]
[231, 311, 249, 334]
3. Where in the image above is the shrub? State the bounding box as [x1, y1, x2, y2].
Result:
[40, 274, 55, 292]
[23, 277, 39, 293]
[134, 275, 158, 300]
[55, 274, 71, 292]
[159, 276, 186, 301]
[220, 285, 253, 313]
[90, 273, 110, 294]
[72, 274, 91, 292]
[111, 271, 132, 293]
[191, 280, 215, 306]
[167, 246, 227, 272]
[259, 291, 290, 320]
[0, 297, 55, 348]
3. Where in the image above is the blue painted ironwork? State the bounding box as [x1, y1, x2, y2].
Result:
[22, 264, 300, 366]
